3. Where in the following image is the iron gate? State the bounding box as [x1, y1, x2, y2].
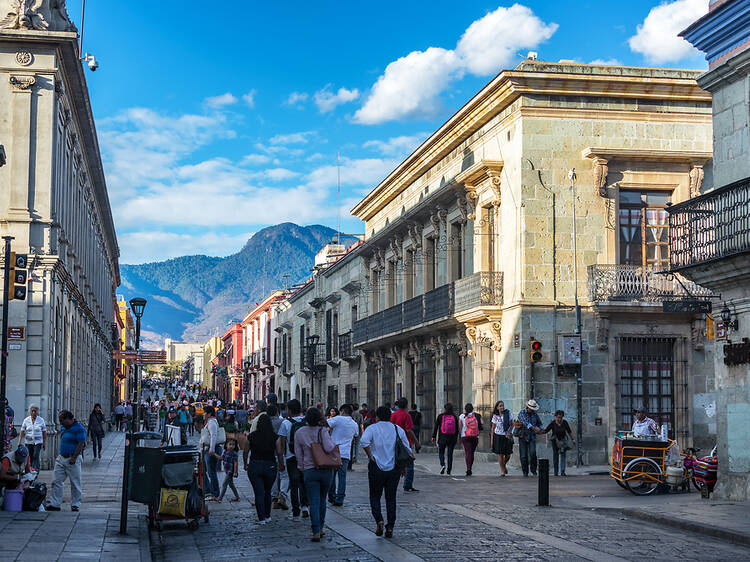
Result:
[381, 357, 395, 405]
[444, 346, 463, 409]
[366, 360, 378, 406]
[417, 351, 436, 443]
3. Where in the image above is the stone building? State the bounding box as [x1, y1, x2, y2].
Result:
[0, 2, 120, 467]
[116, 297, 135, 403]
[241, 290, 285, 402]
[673, 0, 750, 500]
[348, 61, 716, 462]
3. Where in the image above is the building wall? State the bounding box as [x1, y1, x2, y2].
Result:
[0, 24, 119, 468]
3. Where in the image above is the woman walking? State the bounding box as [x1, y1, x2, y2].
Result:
[294, 406, 337, 542]
[202, 406, 222, 500]
[458, 403, 483, 476]
[246, 417, 279, 522]
[490, 401, 513, 476]
[87, 404, 106, 460]
[18, 404, 46, 471]
[544, 410, 575, 476]
[431, 403, 459, 475]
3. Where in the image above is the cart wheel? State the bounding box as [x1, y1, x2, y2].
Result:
[615, 478, 627, 490]
[188, 519, 199, 531]
[624, 457, 662, 496]
[692, 477, 704, 492]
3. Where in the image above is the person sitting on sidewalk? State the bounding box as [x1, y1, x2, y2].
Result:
[46, 411, 86, 512]
[0, 445, 31, 492]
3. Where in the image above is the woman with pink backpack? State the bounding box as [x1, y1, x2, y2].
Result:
[459, 403, 484, 476]
[431, 403, 459, 475]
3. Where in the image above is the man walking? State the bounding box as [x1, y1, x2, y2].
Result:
[517, 399, 543, 477]
[268, 404, 289, 510]
[326, 404, 359, 506]
[46, 411, 86, 512]
[361, 406, 412, 538]
[114, 402, 125, 432]
[391, 397, 421, 492]
[276, 399, 309, 520]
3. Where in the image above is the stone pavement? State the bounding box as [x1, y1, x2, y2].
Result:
[151, 446, 750, 561]
[0, 431, 149, 561]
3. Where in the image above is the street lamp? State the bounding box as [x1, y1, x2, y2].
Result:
[120, 296, 146, 535]
[721, 303, 738, 331]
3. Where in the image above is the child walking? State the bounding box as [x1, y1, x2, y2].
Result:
[219, 438, 240, 502]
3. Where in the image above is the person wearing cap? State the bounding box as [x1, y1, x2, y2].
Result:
[0, 445, 32, 492]
[47, 411, 86, 511]
[632, 408, 659, 437]
[18, 404, 46, 471]
[517, 400, 543, 477]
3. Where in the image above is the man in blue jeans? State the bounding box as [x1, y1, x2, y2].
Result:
[517, 399, 543, 477]
[391, 398, 421, 492]
[326, 404, 359, 505]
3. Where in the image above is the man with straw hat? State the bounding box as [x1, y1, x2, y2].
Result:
[517, 400, 543, 477]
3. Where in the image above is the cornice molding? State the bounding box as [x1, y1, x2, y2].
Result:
[582, 147, 712, 165]
[352, 66, 708, 223]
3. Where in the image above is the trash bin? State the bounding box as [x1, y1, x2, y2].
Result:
[134, 431, 163, 448]
[129, 446, 164, 504]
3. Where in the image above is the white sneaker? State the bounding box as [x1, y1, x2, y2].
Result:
[301, 506, 310, 518]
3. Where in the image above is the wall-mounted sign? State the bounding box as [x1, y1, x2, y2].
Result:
[724, 338, 750, 366]
[715, 322, 727, 341]
[663, 300, 712, 314]
[7, 327, 24, 340]
[8, 343, 21, 351]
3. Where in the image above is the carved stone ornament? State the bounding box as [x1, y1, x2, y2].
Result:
[689, 165, 704, 199]
[407, 339, 422, 360]
[15, 50, 32, 66]
[429, 209, 441, 237]
[465, 189, 479, 220]
[593, 157, 609, 197]
[456, 195, 468, 225]
[490, 321, 502, 351]
[457, 329, 469, 357]
[389, 237, 402, 262]
[596, 314, 609, 350]
[9, 74, 35, 90]
[1, 0, 77, 32]
[691, 317, 705, 351]
[374, 249, 385, 271]
[487, 172, 502, 207]
[465, 326, 477, 345]
[407, 223, 423, 249]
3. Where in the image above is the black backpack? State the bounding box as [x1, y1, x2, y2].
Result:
[24, 482, 47, 511]
[287, 418, 306, 454]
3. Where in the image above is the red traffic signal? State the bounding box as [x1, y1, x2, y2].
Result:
[7, 252, 28, 300]
[530, 339, 543, 362]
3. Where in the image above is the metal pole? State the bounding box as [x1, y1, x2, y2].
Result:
[569, 169, 584, 468]
[120, 314, 141, 534]
[0, 236, 14, 456]
[538, 458, 550, 506]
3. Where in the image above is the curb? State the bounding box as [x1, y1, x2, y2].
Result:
[593, 507, 750, 547]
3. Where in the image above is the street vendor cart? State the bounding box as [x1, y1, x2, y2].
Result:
[610, 435, 678, 495]
[129, 441, 208, 531]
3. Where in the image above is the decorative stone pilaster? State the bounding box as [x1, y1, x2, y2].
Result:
[592, 157, 609, 197]
[689, 164, 705, 199]
[7, 73, 37, 215]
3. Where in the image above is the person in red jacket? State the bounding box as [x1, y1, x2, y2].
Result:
[391, 398, 421, 492]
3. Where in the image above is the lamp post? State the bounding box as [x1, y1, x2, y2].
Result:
[569, 169, 584, 468]
[119, 297, 146, 535]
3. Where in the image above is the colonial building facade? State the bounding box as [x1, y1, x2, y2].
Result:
[0, 3, 120, 467]
[673, 0, 750, 500]
[268, 62, 717, 465]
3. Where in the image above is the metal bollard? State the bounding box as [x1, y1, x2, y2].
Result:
[538, 458, 550, 506]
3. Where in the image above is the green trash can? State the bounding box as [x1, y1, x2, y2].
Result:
[129, 433, 166, 504]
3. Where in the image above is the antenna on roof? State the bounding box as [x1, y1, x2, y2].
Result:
[335, 151, 341, 245]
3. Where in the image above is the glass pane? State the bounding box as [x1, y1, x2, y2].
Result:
[646, 192, 672, 205]
[620, 191, 643, 204]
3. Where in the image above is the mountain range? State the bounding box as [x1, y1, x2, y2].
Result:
[118, 223, 355, 349]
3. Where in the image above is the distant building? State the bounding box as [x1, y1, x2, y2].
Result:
[116, 297, 135, 403]
[163, 339, 204, 383]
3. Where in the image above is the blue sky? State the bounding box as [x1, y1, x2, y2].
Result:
[65, 0, 708, 264]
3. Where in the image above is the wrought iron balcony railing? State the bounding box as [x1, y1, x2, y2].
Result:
[338, 332, 356, 360]
[668, 177, 750, 269]
[587, 264, 713, 303]
[303, 343, 327, 375]
[261, 347, 269, 364]
[454, 272, 503, 312]
[351, 283, 455, 345]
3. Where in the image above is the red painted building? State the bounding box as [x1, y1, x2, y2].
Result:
[220, 323, 244, 403]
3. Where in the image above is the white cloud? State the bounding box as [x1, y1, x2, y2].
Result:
[260, 168, 300, 181]
[628, 0, 706, 64]
[204, 92, 238, 108]
[588, 58, 623, 66]
[118, 230, 255, 264]
[284, 92, 308, 106]
[241, 153, 271, 166]
[306, 157, 397, 189]
[455, 4, 558, 75]
[269, 131, 315, 145]
[242, 89, 257, 108]
[363, 132, 429, 157]
[314, 86, 360, 113]
[354, 4, 557, 124]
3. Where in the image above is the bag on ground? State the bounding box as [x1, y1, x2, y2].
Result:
[23, 482, 46, 511]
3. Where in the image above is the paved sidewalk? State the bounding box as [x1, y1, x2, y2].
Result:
[0, 431, 149, 561]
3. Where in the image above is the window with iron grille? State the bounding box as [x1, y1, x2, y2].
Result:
[299, 325, 305, 369]
[381, 358, 394, 405]
[618, 336, 675, 436]
[326, 309, 332, 361]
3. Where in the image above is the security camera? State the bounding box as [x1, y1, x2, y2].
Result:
[82, 53, 99, 72]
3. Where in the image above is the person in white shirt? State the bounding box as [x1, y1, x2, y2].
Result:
[326, 404, 359, 506]
[361, 406, 411, 538]
[18, 404, 46, 471]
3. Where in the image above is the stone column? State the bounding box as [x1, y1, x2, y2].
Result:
[8, 74, 36, 216]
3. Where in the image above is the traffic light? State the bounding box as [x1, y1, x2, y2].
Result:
[8, 252, 28, 300]
[530, 339, 543, 363]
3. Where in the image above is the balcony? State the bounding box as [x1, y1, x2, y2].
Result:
[352, 283, 455, 347]
[261, 347, 269, 365]
[587, 264, 713, 304]
[303, 343, 327, 375]
[667, 177, 750, 286]
[338, 332, 357, 362]
[454, 271, 503, 322]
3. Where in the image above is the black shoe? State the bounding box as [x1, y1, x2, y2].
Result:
[466, 469, 472, 476]
[554, 473, 559, 477]
[71, 506, 79, 512]
[333, 501, 343, 506]
[404, 487, 419, 493]
[327, 497, 334, 505]
[561, 471, 567, 476]
[46, 505, 61, 511]
[385, 526, 393, 538]
[440, 466, 445, 475]
[375, 521, 384, 536]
